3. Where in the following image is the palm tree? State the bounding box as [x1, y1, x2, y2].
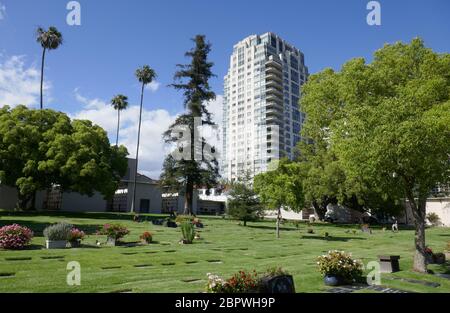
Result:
[111, 94, 129, 147]
[131, 65, 157, 213]
[36, 26, 63, 110]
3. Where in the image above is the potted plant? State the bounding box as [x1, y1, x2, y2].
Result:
[0, 224, 34, 250]
[180, 221, 195, 244]
[98, 224, 129, 246]
[68, 228, 85, 248]
[43, 222, 73, 249]
[425, 246, 435, 264]
[317, 250, 363, 286]
[140, 231, 153, 244]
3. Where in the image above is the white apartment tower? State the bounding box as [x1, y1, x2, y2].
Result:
[222, 32, 308, 181]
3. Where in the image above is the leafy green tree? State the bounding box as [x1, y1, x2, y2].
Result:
[254, 159, 305, 238]
[132, 65, 157, 213]
[160, 35, 219, 215]
[300, 38, 450, 272]
[36, 26, 63, 109]
[227, 172, 262, 226]
[0, 105, 128, 209]
[111, 94, 129, 147]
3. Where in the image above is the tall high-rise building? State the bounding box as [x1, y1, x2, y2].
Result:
[221, 32, 308, 181]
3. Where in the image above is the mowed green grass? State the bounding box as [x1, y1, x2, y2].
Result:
[0, 211, 449, 293]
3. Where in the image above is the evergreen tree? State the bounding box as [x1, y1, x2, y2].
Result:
[160, 35, 219, 215]
[227, 172, 262, 226]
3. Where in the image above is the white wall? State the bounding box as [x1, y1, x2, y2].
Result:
[402, 198, 450, 227]
[426, 198, 450, 226]
[126, 183, 162, 213]
[60, 192, 107, 212]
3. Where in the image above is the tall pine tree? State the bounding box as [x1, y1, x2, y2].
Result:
[160, 35, 219, 215]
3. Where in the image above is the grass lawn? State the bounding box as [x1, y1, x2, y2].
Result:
[0, 211, 449, 293]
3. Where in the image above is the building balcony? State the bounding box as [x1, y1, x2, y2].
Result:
[266, 108, 283, 117]
[265, 78, 283, 89]
[266, 94, 283, 104]
[266, 66, 282, 76]
[266, 59, 282, 70]
[265, 72, 283, 83]
[266, 87, 283, 97]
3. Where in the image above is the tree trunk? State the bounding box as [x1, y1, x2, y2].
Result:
[184, 179, 193, 215]
[276, 206, 281, 239]
[16, 190, 32, 211]
[407, 191, 427, 273]
[131, 83, 145, 213]
[40, 48, 46, 110]
[243, 220, 247, 227]
[116, 109, 121, 147]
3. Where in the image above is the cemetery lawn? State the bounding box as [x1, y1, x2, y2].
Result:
[0, 211, 449, 293]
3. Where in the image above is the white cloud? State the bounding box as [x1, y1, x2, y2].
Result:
[71, 92, 224, 179]
[145, 80, 161, 92]
[71, 90, 178, 179]
[0, 3, 5, 20]
[0, 55, 50, 108]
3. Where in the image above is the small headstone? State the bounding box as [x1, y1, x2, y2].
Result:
[378, 255, 400, 273]
[259, 275, 296, 293]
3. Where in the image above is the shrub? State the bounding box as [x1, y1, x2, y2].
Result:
[426, 213, 441, 227]
[206, 270, 259, 293]
[306, 228, 314, 234]
[206, 273, 226, 293]
[175, 215, 193, 224]
[140, 231, 153, 243]
[68, 228, 85, 242]
[263, 267, 289, 277]
[317, 250, 363, 283]
[98, 224, 129, 240]
[181, 221, 195, 244]
[206, 268, 289, 293]
[43, 222, 73, 241]
[0, 224, 34, 249]
[323, 232, 330, 238]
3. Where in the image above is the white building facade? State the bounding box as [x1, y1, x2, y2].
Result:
[222, 32, 308, 181]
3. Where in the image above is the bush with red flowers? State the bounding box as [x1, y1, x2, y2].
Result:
[0, 224, 34, 249]
[206, 270, 259, 293]
[98, 224, 129, 240]
[68, 228, 85, 242]
[140, 231, 153, 243]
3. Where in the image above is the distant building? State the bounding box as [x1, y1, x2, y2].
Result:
[222, 32, 308, 181]
[0, 158, 162, 213]
[161, 188, 227, 216]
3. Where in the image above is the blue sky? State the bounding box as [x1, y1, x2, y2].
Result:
[0, 0, 449, 177]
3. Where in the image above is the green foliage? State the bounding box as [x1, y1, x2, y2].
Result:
[0, 106, 128, 209]
[299, 38, 450, 272]
[43, 222, 73, 241]
[175, 215, 194, 224]
[227, 172, 262, 226]
[317, 250, 363, 283]
[160, 35, 219, 215]
[181, 221, 195, 244]
[426, 213, 441, 227]
[36, 26, 63, 50]
[98, 223, 130, 240]
[254, 159, 305, 212]
[135, 65, 157, 86]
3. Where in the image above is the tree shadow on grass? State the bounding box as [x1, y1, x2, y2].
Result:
[300, 235, 367, 242]
[246, 225, 298, 232]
